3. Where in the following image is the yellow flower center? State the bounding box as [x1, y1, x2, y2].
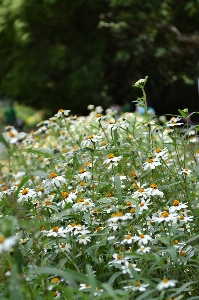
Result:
[0, 236, 5, 243]
[96, 113, 102, 118]
[22, 188, 29, 195]
[130, 208, 135, 213]
[180, 215, 184, 220]
[106, 192, 112, 197]
[77, 198, 84, 203]
[102, 141, 107, 146]
[163, 278, 169, 283]
[115, 211, 123, 217]
[88, 134, 94, 139]
[50, 173, 58, 178]
[130, 171, 136, 177]
[173, 200, 180, 206]
[45, 201, 52, 206]
[125, 235, 132, 239]
[108, 154, 114, 159]
[51, 277, 59, 284]
[156, 147, 162, 153]
[148, 158, 154, 163]
[52, 226, 59, 232]
[136, 281, 141, 286]
[79, 168, 86, 173]
[180, 251, 185, 256]
[138, 188, 144, 193]
[117, 254, 122, 259]
[52, 291, 58, 297]
[8, 131, 15, 137]
[140, 233, 145, 238]
[150, 183, 158, 189]
[140, 202, 144, 207]
[173, 240, 179, 244]
[160, 211, 169, 218]
[62, 191, 69, 198]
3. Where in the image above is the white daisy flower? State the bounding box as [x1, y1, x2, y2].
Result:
[121, 261, 141, 277]
[143, 157, 161, 170]
[103, 154, 122, 167]
[156, 278, 177, 291]
[77, 234, 91, 245]
[107, 212, 132, 223]
[152, 211, 178, 223]
[134, 78, 146, 87]
[0, 234, 18, 253]
[169, 200, 188, 213]
[123, 281, 149, 292]
[132, 231, 152, 245]
[18, 188, 37, 203]
[154, 147, 169, 159]
[55, 242, 71, 253]
[121, 234, 134, 244]
[166, 117, 184, 127]
[136, 245, 151, 254]
[46, 226, 67, 238]
[179, 168, 192, 176]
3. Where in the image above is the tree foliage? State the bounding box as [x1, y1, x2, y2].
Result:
[0, 0, 198, 115]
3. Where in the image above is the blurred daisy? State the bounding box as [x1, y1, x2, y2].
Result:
[0, 234, 18, 253]
[136, 245, 151, 254]
[156, 278, 177, 291]
[154, 147, 168, 159]
[121, 262, 141, 277]
[107, 211, 132, 223]
[123, 281, 149, 292]
[179, 168, 192, 176]
[46, 226, 67, 238]
[166, 117, 183, 127]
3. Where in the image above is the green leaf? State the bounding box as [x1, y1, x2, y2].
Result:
[13, 244, 24, 273]
[107, 271, 122, 286]
[9, 265, 24, 300]
[86, 264, 97, 298]
[15, 175, 30, 197]
[114, 176, 122, 203]
[178, 109, 188, 119]
[164, 246, 178, 264]
[31, 266, 89, 286]
[101, 283, 118, 300]
[0, 133, 10, 150]
[170, 281, 195, 297]
[186, 234, 199, 244]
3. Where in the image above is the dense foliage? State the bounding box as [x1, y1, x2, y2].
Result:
[0, 79, 199, 299]
[0, 0, 198, 115]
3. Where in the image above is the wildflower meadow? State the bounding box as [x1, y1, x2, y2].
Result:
[0, 77, 199, 300]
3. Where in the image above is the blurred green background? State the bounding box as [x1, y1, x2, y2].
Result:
[0, 0, 198, 118]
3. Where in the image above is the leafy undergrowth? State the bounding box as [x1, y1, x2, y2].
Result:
[0, 78, 199, 300]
